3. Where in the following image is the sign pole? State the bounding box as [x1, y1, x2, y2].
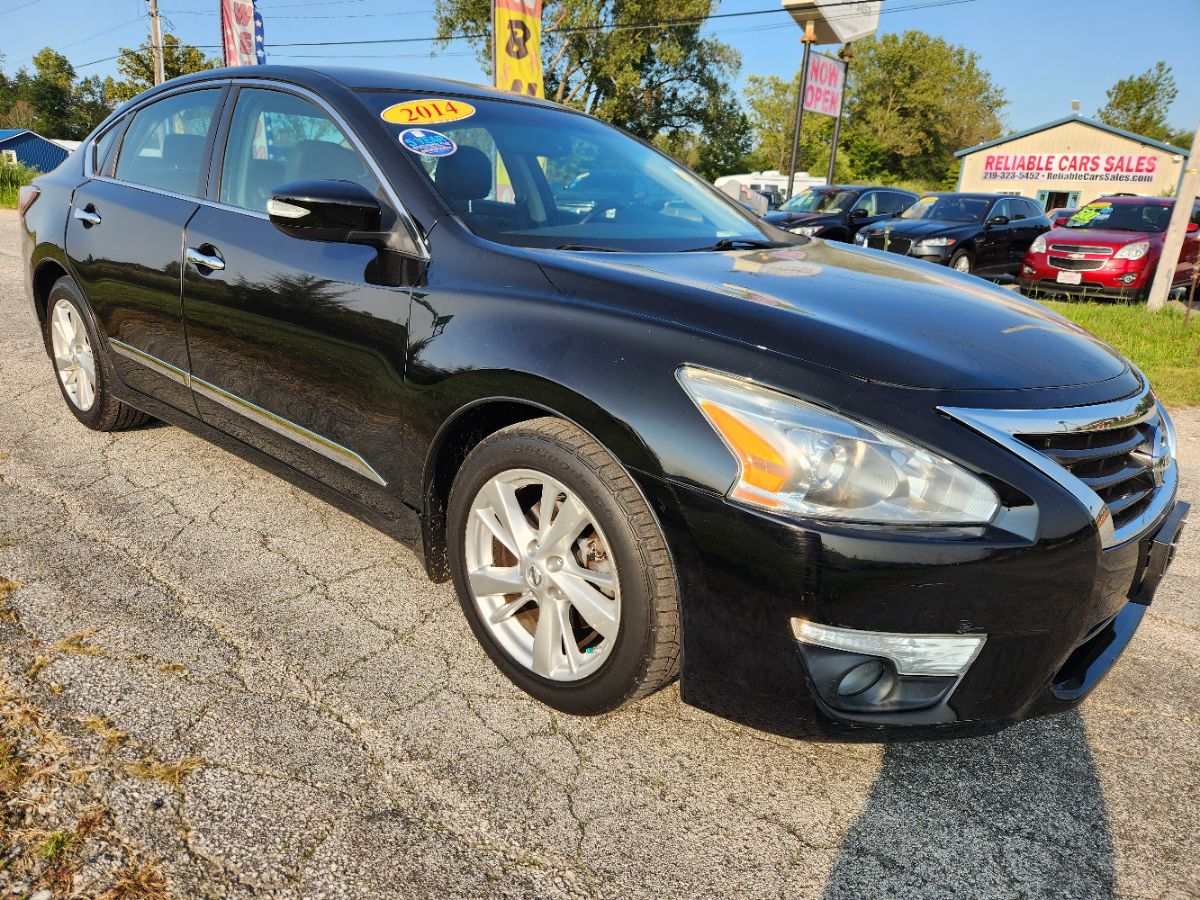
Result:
[825, 43, 851, 186]
[786, 21, 816, 200]
[1147, 119, 1200, 311]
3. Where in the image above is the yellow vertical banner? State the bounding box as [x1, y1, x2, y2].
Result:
[493, 0, 544, 99]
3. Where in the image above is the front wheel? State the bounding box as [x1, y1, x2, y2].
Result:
[447, 418, 680, 715]
[949, 249, 974, 274]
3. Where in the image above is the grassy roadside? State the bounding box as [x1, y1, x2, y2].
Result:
[0, 162, 37, 208]
[1046, 301, 1200, 408]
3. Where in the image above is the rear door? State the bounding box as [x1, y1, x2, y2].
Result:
[181, 84, 419, 515]
[65, 86, 226, 412]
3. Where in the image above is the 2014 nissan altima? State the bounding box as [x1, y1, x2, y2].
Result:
[20, 67, 1187, 733]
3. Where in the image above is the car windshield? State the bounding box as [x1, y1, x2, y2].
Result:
[1066, 201, 1172, 232]
[900, 196, 990, 223]
[779, 189, 857, 214]
[360, 93, 778, 252]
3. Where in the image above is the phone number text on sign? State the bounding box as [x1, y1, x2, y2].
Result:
[803, 53, 846, 117]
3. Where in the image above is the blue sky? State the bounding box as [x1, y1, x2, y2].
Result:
[2, 0, 1197, 139]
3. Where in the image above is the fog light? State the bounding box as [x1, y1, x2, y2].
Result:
[837, 659, 886, 696]
[1023, 265, 1035, 275]
[792, 620, 986, 676]
[1121, 273, 1137, 284]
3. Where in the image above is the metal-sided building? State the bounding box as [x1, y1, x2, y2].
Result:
[0, 129, 70, 172]
[955, 115, 1189, 212]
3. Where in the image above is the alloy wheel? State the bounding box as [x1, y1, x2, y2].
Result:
[953, 255, 972, 273]
[464, 468, 620, 681]
[50, 298, 96, 411]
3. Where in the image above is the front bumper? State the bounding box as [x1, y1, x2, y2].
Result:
[637, 473, 1186, 738]
[1019, 276, 1146, 302]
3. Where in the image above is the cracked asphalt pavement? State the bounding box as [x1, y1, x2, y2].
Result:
[1, 209, 1199, 898]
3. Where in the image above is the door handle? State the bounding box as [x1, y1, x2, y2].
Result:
[186, 246, 225, 272]
[73, 206, 101, 227]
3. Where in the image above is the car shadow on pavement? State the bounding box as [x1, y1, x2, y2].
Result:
[820, 710, 1114, 898]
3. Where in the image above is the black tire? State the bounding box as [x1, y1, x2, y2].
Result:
[447, 417, 680, 715]
[948, 249, 974, 275]
[42, 276, 152, 432]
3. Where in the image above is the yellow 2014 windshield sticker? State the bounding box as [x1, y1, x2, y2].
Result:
[382, 98, 476, 126]
[1068, 202, 1111, 226]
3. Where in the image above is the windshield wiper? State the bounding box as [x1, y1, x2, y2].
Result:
[680, 238, 795, 252]
[554, 243, 625, 252]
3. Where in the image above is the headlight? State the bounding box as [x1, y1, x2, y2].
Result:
[1113, 240, 1149, 260]
[1030, 235, 1046, 254]
[677, 367, 1000, 524]
[915, 236, 957, 248]
[791, 225, 821, 236]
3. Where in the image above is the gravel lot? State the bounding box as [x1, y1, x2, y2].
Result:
[1, 207, 1198, 899]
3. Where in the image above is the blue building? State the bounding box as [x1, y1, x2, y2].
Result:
[0, 129, 70, 172]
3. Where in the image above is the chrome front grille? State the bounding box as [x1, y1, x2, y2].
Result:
[1048, 256, 1105, 271]
[1049, 243, 1113, 255]
[940, 379, 1176, 548]
[1016, 411, 1168, 532]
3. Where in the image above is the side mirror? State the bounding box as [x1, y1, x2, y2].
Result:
[1188, 222, 1199, 234]
[268, 179, 384, 244]
[986, 215, 1009, 227]
[849, 207, 869, 219]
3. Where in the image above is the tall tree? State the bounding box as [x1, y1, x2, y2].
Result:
[1096, 62, 1178, 144]
[840, 31, 1005, 186]
[103, 33, 220, 106]
[743, 72, 849, 181]
[432, 0, 742, 142]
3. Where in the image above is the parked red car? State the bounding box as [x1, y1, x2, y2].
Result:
[1020, 197, 1200, 302]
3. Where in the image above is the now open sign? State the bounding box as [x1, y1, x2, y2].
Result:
[803, 52, 847, 118]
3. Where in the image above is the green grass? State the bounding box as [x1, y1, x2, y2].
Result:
[1046, 301, 1200, 407]
[0, 161, 37, 208]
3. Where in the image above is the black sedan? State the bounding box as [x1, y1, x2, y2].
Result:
[763, 185, 919, 242]
[20, 66, 1186, 733]
[854, 193, 1051, 277]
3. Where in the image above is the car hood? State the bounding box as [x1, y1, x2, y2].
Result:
[535, 240, 1129, 391]
[860, 219, 977, 239]
[762, 211, 840, 228]
[1047, 227, 1162, 249]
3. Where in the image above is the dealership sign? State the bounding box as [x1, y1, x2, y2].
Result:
[803, 53, 846, 118]
[981, 153, 1162, 184]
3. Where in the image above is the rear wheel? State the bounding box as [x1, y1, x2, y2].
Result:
[43, 277, 152, 432]
[949, 249, 974, 274]
[447, 417, 679, 715]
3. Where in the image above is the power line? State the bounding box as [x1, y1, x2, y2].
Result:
[0, 0, 41, 13]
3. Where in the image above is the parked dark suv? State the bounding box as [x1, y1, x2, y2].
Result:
[856, 193, 1051, 277]
[763, 185, 919, 242]
[19, 67, 1186, 734]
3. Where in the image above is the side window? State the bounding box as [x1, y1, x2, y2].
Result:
[220, 88, 379, 213]
[114, 89, 220, 197]
[92, 119, 124, 176]
[1009, 199, 1026, 220]
[853, 192, 879, 215]
[876, 192, 908, 215]
[992, 198, 1014, 221]
[1024, 199, 1043, 219]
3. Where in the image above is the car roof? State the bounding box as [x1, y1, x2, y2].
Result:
[808, 184, 913, 192]
[1096, 195, 1173, 205]
[152, 64, 560, 110]
[922, 192, 1003, 201]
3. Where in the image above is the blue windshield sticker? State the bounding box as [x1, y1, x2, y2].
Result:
[399, 128, 457, 157]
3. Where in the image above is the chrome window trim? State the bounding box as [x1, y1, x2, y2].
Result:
[940, 376, 1176, 549]
[83, 76, 429, 257]
[109, 338, 387, 487]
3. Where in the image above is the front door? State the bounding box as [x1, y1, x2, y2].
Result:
[974, 198, 1016, 274]
[181, 85, 419, 515]
[65, 86, 225, 411]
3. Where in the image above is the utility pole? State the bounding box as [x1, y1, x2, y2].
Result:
[825, 43, 852, 186]
[147, 0, 166, 85]
[1147, 120, 1200, 311]
[785, 20, 816, 199]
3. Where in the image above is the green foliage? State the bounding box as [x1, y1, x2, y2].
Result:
[1045, 301, 1200, 407]
[0, 160, 37, 208]
[1095, 62, 1180, 145]
[102, 34, 220, 106]
[840, 31, 1006, 185]
[433, 0, 750, 177]
[743, 72, 852, 181]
